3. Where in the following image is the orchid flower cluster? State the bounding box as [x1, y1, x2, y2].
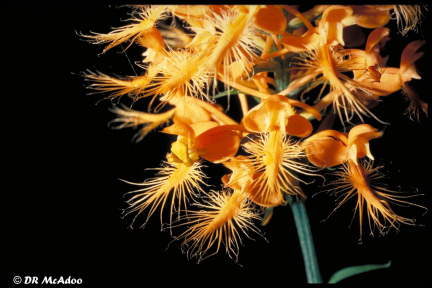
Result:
[82, 5, 427, 266]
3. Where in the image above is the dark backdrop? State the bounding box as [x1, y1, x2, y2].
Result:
[2, 4, 430, 286]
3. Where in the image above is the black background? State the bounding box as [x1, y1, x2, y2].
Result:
[2, 4, 430, 286]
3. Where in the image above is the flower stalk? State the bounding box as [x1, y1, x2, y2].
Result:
[288, 196, 322, 284]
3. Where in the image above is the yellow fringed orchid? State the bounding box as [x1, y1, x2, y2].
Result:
[366, 5, 423, 36]
[302, 124, 382, 168]
[325, 159, 425, 240]
[169, 155, 263, 262]
[171, 188, 261, 263]
[241, 95, 318, 205]
[122, 119, 244, 229]
[355, 40, 427, 118]
[80, 5, 167, 54]
[109, 105, 176, 142]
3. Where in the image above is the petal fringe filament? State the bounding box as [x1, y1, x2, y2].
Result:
[121, 161, 207, 229]
[171, 189, 262, 263]
[83, 70, 156, 101]
[293, 44, 382, 125]
[109, 105, 176, 142]
[372, 5, 424, 36]
[80, 5, 167, 54]
[244, 131, 318, 206]
[199, 6, 262, 84]
[324, 159, 425, 240]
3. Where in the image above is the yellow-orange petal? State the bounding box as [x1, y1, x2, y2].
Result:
[195, 125, 242, 163]
[190, 121, 219, 136]
[400, 40, 425, 78]
[349, 5, 391, 28]
[137, 26, 165, 53]
[254, 5, 287, 34]
[357, 67, 403, 96]
[222, 156, 254, 191]
[301, 129, 348, 147]
[172, 97, 212, 125]
[286, 114, 313, 138]
[320, 5, 354, 45]
[162, 122, 196, 145]
[365, 27, 389, 65]
[347, 124, 382, 164]
[280, 28, 320, 53]
[305, 137, 347, 168]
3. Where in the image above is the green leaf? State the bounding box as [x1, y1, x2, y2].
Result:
[328, 261, 391, 283]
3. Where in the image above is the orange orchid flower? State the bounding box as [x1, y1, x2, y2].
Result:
[221, 156, 255, 193]
[302, 124, 382, 168]
[107, 92, 234, 142]
[324, 159, 424, 241]
[169, 155, 262, 262]
[366, 5, 423, 36]
[355, 40, 427, 118]
[80, 5, 167, 54]
[121, 119, 244, 229]
[241, 95, 318, 206]
[171, 188, 261, 263]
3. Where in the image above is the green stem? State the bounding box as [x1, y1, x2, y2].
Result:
[288, 197, 322, 284]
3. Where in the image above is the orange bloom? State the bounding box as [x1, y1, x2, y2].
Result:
[303, 124, 382, 168]
[355, 40, 427, 119]
[121, 159, 206, 229]
[221, 156, 255, 193]
[325, 159, 424, 240]
[366, 5, 423, 36]
[171, 188, 261, 262]
[168, 155, 262, 262]
[292, 44, 380, 124]
[241, 95, 318, 205]
[80, 5, 167, 54]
